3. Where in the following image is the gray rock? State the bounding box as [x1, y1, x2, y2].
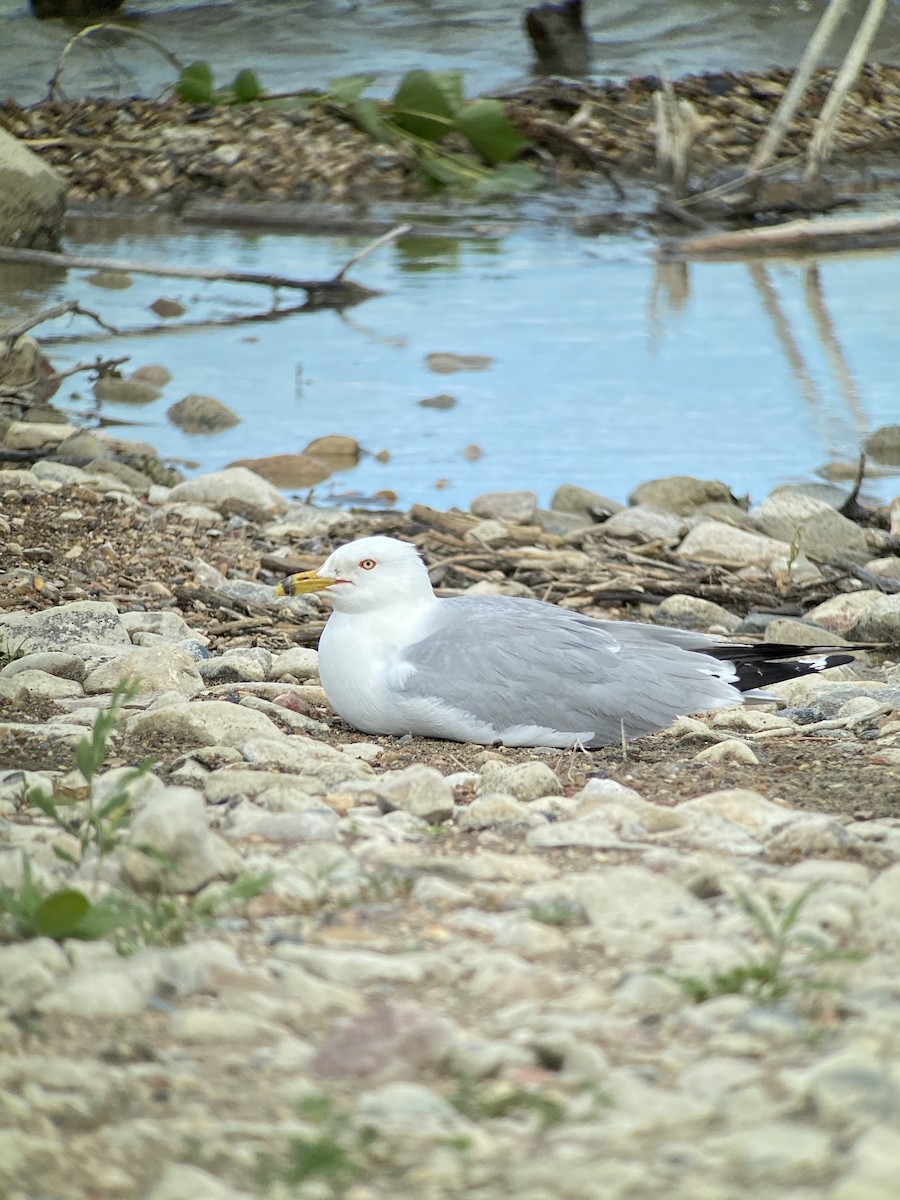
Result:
[167, 393, 240, 433]
[602, 504, 687, 543]
[0, 651, 86, 682]
[845, 594, 900, 641]
[864, 556, 900, 581]
[629, 475, 734, 515]
[270, 646, 319, 680]
[751, 489, 868, 563]
[82, 645, 204, 697]
[29, 460, 91, 487]
[807, 1049, 900, 1127]
[165, 467, 287, 516]
[199, 647, 271, 685]
[550, 483, 623, 519]
[122, 786, 240, 891]
[93, 377, 161, 405]
[864, 424, 900, 465]
[830, 1126, 900, 1200]
[455, 793, 548, 830]
[355, 1081, 471, 1140]
[570, 866, 712, 937]
[0, 600, 129, 656]
[146, 1163, 254, 1200]
[0, 126, 66, 249]
[0, 939, 70, 1014]
[169, 1007, 284, 1043]
[677, 788, 793, 837]
[763, 617, 850, 646]
[120, 611, 197, 642]
[127, 700, 284, 749]
[532, 507, 593, 536]
[478, 760, 562, 802]
[311, 1004, 457, 1081]
[701, 1121, 833, 1185]
[0, 668, 83, 702]
[275, 944, 437, 988]
[677, 521, 792, 569]
[655, 594, 741, 632]
[375, 765, 454, 824]
[470, 489, 538, 524]
[224, 802, 339, 842]
[765, 813, 866, 861]
[805, 590, 888, 634]
[241, 736, 374, 785]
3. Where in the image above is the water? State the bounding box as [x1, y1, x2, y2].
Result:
[8, 211, 899, 509]
[2, 0, 900, 105]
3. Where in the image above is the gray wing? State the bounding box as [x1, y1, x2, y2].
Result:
[394, 596, 739, 745]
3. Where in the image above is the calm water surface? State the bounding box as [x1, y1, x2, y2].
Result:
[6, 214, 898, 510]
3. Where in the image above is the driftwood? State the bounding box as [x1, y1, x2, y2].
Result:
[660, 214, 900, 260]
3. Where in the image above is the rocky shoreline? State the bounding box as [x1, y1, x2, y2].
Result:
[3, 423, 900, 1198]
[3, 63, 900, 206]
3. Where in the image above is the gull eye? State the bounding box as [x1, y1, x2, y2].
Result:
[359, 558, 377, 570]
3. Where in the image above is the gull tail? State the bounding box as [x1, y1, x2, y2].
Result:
[706, 642, 856, 693]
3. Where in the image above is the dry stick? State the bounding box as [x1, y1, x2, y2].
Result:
[46, 22, 184, 101]
[0, 299, 119, 343]
[744, 0, 853, 179]
[333, 223, 411, 282]
[804, 0, 888, 181]
[802, 263, 869, 440]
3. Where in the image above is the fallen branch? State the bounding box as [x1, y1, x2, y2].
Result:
[659, 214, 900, 261]
[0, 300, 119, 343]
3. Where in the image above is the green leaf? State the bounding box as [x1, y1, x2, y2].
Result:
[471, 162, 544, 195]
[34, 889, 90, 939]
[75, 739, 97, 783]
[430, 70, 464, 116]
[350, 99, 396, 144]
[177, 61, 215, 106]
[73, 895, 137, 940]
[26, 786, 58, 820]
[52, 844, 78, 866]
[392, 69, 456, 142]
[455, 99, 531, 164]
[328, 74, 375, 105]
[417, 153, 483, 187]
[232, 68, 262, 104]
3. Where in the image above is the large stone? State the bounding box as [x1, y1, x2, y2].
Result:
[763, 617, 849, 646]
[805, 590, 889, 634]
[0, 600, 129, 656]
[470, 490, 538, 524]
[677, 520, 792, 569]
[478, 760, 562, 802]
[227, 453, 331, 488]
[82, 645, 204, 697]
[122, 786, 240, 891]
[677, 788, 794, 838]
[146, 1163, 254, 1200]
[602, 504, 686, 543]
[0, 126, 66, 249]
[844, 594, 900, 642]
[864, 425, 900, 466]
[126, 700, 284, 749]
[751, 490, 867, 563]
[655, 594, 741, 632]
[167, 394, 240, 433]
[550, 483, 623, 518]
[375, 765, 454, 824]
[165, 467, 287, 516]
[628, 475, 734, 514]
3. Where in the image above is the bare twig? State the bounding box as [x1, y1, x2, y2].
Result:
[804, 0, 889, 182]
[47, 22, 184, 102]
[1, 300, 119, 344]
[744, 0, 853, 179]
[332, 224, 411, 282]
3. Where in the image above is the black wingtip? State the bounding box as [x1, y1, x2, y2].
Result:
[708, 642, 856, 692]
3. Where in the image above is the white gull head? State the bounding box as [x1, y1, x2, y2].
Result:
[309, 535, 434, 615]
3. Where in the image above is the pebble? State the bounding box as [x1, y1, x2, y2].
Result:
[375, 765, 455, 823]
[602, 504, 687, 543]
[165, 467, 287, 516]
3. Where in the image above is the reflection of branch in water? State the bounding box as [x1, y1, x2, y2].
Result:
[747, 262, 821, 413]
[46, 22, 185, 102]
[646, 261, 691, 354]
[802, 263, 869, 442]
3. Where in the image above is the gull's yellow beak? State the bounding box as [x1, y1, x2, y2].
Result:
[274, 570, 336, 597]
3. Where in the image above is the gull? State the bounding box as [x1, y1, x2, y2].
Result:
[275, 535, 853, 749]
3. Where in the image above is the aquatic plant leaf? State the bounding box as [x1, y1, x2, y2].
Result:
[351, 99, 396, 144]
[73, 895, 138, 940]
[456, 99, 531, 163]
[34, 889, 90, 939]
[177, 61, 215, 105]
[392, 70, 456, 141]
[430, 70, 465, 115]
[329, 74, 375, 105]
[471, 162, 544, 195]
[417, 153, 483, 187]
[233, 69, 262, 104]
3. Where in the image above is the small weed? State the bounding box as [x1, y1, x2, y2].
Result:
[673, 884, 863, 1005]
[528, 899, 584, 927]
[450, 1078, 566, 1130]
[4, 677, 271, 951]
[24, 679, 154, 880]
[357, 868, 415, 904]
[260, 1094, 367, 1196]
[0, 635, 29, 670]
